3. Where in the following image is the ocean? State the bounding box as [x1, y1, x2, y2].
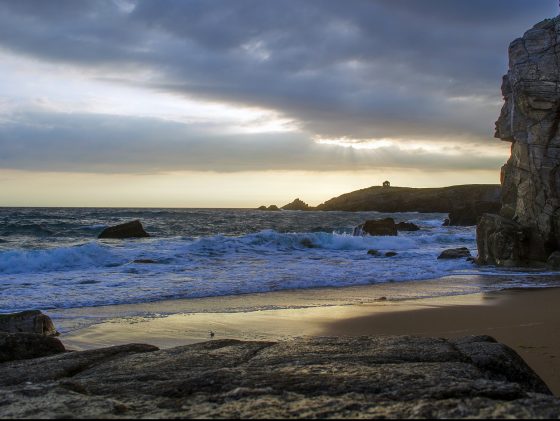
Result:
[0, 207, 558, 314]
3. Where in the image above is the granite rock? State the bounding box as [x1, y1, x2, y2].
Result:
[0, 310, 58, 336]
[354, 218, 397, 236]
[282, 198, 310, 211]
[396, 221, 420, 231]
[98, 220, 150, 239]
[0, 336, 558, 418]
[478, 16, 560, 266]
[0, 333, 65, 363]
[438, 247, 472, 260]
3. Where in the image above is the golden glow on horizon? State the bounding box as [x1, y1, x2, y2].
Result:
[0, 169, 501, 208]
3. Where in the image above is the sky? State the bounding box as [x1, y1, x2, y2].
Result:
[0, 0, 557, 207]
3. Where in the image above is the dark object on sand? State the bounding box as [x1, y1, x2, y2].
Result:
[0, 310, 58, 336]
[98, 220, 150, 239]
[0, 336, 557, 418]
[354, 218, 397, 236]
[0, 332, 65, 363]
[395, 221, 420, 231]
[438, 247, 472, 259]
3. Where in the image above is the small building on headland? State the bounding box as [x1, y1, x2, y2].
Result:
[383, 180, 391, 188]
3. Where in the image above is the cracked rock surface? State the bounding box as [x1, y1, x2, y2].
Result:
[0, 336, 559, 418]
[478, 16, 560, 266]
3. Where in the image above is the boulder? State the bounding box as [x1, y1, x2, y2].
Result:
[395, 221, 420, 231]
[0, 336, 558, 418]
[0, 333, 65, 363]
[0, 310, 58, 336]
[98, 220, 150, 239]
[478, 16, 560, 266]
[438, 247, 472, 259]
[448, 201, 501, 226]
[477, 214, 531, 266]
[281, 198, 310, 211]
[546, 251, 560, 270]
[354, 218, 397, 236]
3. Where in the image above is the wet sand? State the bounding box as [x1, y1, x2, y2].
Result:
[55, 280, 560, 396]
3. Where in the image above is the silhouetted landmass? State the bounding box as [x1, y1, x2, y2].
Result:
[316, 184, 500, 214]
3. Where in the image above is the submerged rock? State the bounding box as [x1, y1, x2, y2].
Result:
[438, 247, 472, 259]
[98, 220, 150, 239]
[385, 251, 398, 257]
[282, 198, 310, 211]
[367, 249, 381, 256]
[0, 336, 557, 418]
[0, 310, 58, 336]
[354, 218, 397, 236]
[478, 16, 560, 266]
[0, 333, 65, 363]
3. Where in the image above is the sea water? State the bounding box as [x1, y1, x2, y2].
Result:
[0, 207, 558, 313]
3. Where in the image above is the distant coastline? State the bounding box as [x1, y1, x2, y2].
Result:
[259, 183, 501, 214]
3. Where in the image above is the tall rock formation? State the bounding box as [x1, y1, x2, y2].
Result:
[477, 16, 560, 266]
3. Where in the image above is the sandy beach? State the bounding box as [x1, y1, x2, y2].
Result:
[52, 276, 560, 396]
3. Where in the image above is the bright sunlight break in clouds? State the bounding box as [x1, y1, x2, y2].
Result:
[0, 0, 557, 207]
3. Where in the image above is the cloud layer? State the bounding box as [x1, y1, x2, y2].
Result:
[0, 0, 556, 173]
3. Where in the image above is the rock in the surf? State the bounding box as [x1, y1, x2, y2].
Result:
[354, 218, 397, 236]
[0, 310, 58, 336]
[98, 220, 150, 239]
[438, 247, 472, 259]
[448, 201, 501, 226]
[0, 332, 65, 363]
[395, 221, 420, 231]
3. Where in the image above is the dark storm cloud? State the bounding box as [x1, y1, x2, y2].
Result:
[0, 0, 556, 172]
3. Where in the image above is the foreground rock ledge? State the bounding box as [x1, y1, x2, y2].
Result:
[0, 336, 559, 419]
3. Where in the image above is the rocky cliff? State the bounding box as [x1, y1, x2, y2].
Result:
[478, 16, 560, 266]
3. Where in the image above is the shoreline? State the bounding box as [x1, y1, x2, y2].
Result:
[50, 275, 560, 396]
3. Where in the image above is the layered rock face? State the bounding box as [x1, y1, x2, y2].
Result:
[478, 16, 560, 266]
